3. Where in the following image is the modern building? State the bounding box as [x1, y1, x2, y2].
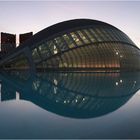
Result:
[0, 32, 16, 56]
[19, 32, 33, 45]
[0, 19, 140, 72]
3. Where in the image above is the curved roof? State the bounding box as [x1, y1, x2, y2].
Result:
[1, 19, 140, 69]
[18, 18, 137, 49]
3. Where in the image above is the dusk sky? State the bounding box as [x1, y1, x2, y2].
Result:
[0, 1, 140, 48]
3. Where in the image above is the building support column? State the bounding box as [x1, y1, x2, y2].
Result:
[23, 47, 36, 75]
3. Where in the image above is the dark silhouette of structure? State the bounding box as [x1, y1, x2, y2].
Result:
[1, 32, 16, 56]
[1, 81, 16, 101]
[0, 19, 140, 72]
[19, 32, 33, 45]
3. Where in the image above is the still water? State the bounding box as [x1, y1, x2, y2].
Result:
[0, 71, 140, 138]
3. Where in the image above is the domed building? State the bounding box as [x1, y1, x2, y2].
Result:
[1, 19, 140, 72]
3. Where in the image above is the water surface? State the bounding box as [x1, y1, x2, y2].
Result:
[0, 71, 140, 138]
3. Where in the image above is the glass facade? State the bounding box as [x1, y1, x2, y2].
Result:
[31, 26, 140, 71]
[1, 19, 140, 71]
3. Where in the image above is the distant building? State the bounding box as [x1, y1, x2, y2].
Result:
[1, 32, 16, 56]
[19, 32, 33, 45]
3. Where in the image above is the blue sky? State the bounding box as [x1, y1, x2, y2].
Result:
[0, 1, 140, 48]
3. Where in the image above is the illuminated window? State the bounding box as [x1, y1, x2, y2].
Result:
[70, 32, 83, 46]
[63, 34, 75, 48]
[47, 41, 58, 55]
[54, 36, 68, 51]
[77, 30, 90, 44]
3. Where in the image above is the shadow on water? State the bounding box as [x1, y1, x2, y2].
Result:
[0, 71, 140, 119]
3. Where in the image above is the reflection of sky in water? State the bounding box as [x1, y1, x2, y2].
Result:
[0, 72, 140, 138]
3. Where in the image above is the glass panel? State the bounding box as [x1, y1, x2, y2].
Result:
[77, 30, 90, 44]
[97, 28, 110, 41]
[61, 53, 69, 68]
[89, 28, 101, 42]
[63, 34, 75, 48]
[103, 28, 114, 41]
[38, 42, 51, 59]
[109, 29, 121, 41]
[54, 36, 68, 51]
[66, 50, 74, 68]
[72, 48, 82, 68]
[53, 45, 58, 54]
[70, 32, 83, 46]
[95, 28, 104, 41]
[47, 40, 58, 55]
[65, 52, 73, 68]
[83, 29, 96, 43]
[32, 48, 41, 63]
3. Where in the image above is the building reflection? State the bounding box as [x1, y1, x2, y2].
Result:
[0, 72, 140, 119]
[1, 81, 16, 101]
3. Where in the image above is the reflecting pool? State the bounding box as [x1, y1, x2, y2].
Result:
[0, 71, 140, 138]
